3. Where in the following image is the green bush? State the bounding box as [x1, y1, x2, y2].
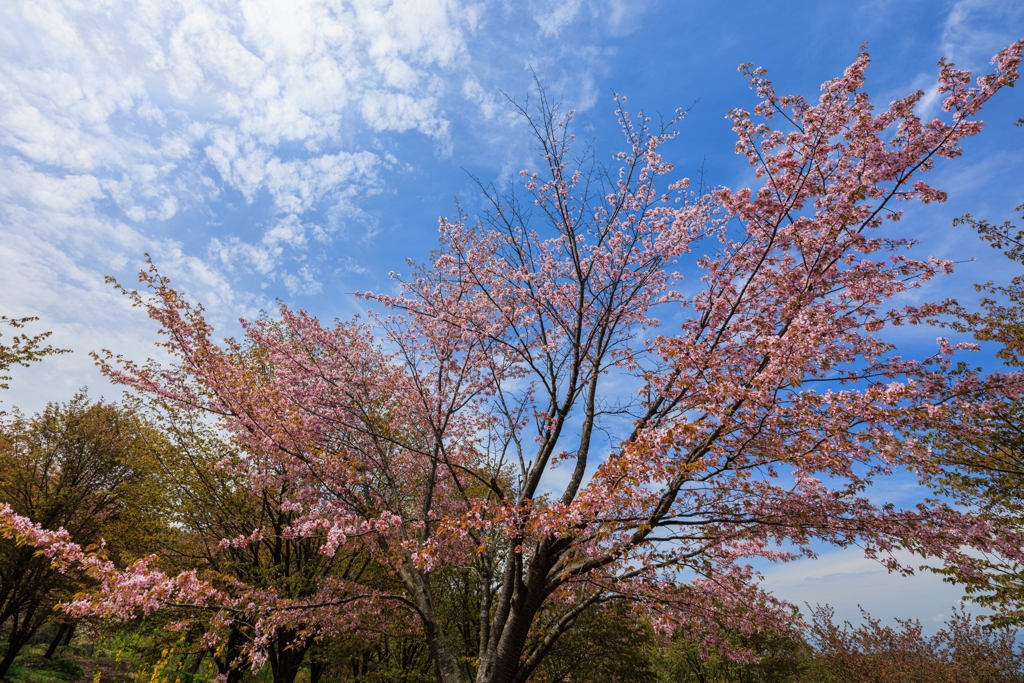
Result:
[11, 654, 83, 682]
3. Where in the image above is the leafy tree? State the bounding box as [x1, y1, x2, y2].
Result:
[3, 41, 1023, 683]
[805, 604, 1023, 682]
[950, 203, 1024, 367]
[529, 602, 660, 683]
[920, 204, 1024, 627]
[129, 405, 385, 683]
[0, 316, 68, 392]
[661, 621, 812, 683]
[312, 631, 434, 683]
[0, 393, 163, 678]
[663, 606, 1023, 682]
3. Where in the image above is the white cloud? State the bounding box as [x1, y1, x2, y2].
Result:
[533, 0, 646, 39]
[0, 0, 481, 413]
[534, 0, 584, 37]
[941, 0, 1024, 69]
[282, 265, 324, 296]
[0, 0, 646, 413]
[0, 174, 259, 416]
[360, 90, 449, 138]
[759, 548, 973, 633]
[2, 0, 475, 227]
[461, 76, 501, 120]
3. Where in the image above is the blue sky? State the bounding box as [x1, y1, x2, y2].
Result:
[2, 0, 1023, 630]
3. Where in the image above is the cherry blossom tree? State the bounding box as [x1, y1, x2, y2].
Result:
[805, 604, 1023, 682]
[2, 41, 1023, 683]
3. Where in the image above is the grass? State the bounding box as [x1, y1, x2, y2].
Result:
[1, 642, 136, 683]
[1, 646, 84, 683]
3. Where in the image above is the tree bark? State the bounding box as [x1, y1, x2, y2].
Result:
[44, 623, 68, 659]
[187, 648, 207, 676]
[267, 631, 308, 683]
[0, 602, 46, 679]
[0, 624, 26, 679]
[309, 659, 327, 683]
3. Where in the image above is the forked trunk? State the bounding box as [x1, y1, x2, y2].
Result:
[309, 659, 327, 683]
[0, 604, 45, 679]
[267, 630, 308, 683]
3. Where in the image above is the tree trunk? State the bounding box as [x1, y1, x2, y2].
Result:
[0, 643, 20, 680]
[44, 623, 68, 659]
[0, 620, 28, 680]
[0, 606, 42, 679]
[267, 630, 308, 683]
[61, 622, 75, 647]
[398, 565, 465, 683]
[214, 628, 247, 683]
[187, 649, 207, 676]
[426, 623, 465, 683]
[309, 659, 327, 683]
[475, 561, 552, 683]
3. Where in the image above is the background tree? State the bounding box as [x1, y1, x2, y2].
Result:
[804, 604, 1023, 683]
[312, 629, 435, 683]
[661, 620, 812, 683]
[922, 204, 1024, 627]
[129, 403, 386, 683]
[0, 393, 164, 678]
[528, 602, 660, 683]
[0, 316, 68, 393]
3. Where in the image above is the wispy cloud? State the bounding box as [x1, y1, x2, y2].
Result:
[1, 0, 639, 412]
[758, 547, 971, 633]
[0, 0, 488, 411]
[1, 0, 478, 273]
[941, 0, 1024, 68]
[534, 0, 584, 37]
